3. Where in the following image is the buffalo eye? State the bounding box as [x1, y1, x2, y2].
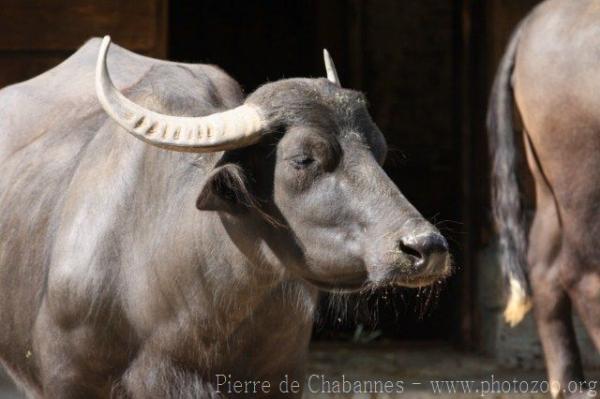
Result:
[290, 155, 315, 170]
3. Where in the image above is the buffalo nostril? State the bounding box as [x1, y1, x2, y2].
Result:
[399, 233, 449, 269]
[398, 240, 423, 261]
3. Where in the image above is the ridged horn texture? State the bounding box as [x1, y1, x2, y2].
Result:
[323, 49, 340, 86]
[95, 36, 266, 152]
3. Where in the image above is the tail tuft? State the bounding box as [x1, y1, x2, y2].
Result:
[503, 277, 532, 326]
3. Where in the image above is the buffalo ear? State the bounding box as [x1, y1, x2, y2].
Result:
[196, 164, 254, 212]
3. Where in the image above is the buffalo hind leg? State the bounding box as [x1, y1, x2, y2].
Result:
[530, 261, 585, 398]
[525, 139, 588, 398]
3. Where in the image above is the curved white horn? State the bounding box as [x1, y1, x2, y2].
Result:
[323, 49, 340, 86]
[95, 36, 265, 152]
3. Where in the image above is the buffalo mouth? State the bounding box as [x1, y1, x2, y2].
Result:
[305, 273, 368, 293]
[386, 273, 449, 288]
[383, 261, 452, 288]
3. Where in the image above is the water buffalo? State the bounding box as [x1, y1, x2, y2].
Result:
[489, 0, 600, 396]
[0, 37, 450, 398]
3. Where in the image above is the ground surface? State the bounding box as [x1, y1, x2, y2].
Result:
[306, 342, 552, 398]
[0, 343, 597, 398]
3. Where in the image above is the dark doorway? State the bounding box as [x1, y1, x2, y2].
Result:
[169, 0, 467, 343]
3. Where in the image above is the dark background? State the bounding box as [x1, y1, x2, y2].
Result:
[0, 0, 541, 348]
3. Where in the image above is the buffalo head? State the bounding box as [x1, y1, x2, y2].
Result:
[96, 36, 451, 291]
